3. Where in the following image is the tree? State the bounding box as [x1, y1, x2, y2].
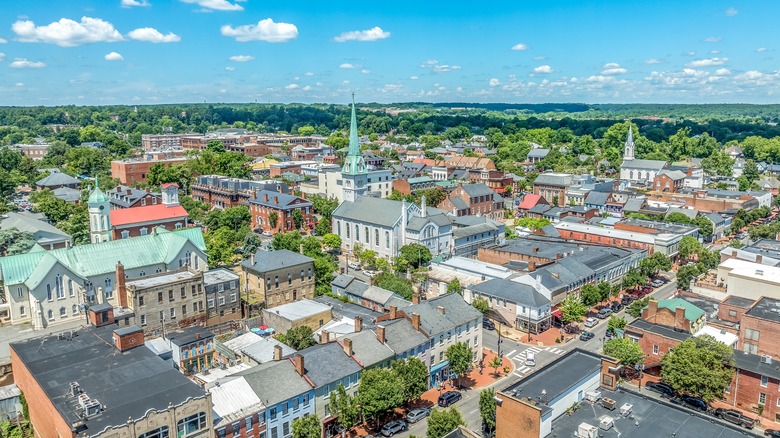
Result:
[398, 243, 432, 269]
[391, 357, 429, 404]
[447, 278, 463, 295]
[322, 233, 341, 249]
[626, 297, 649, 318]
[180, 196, 209, 223]
[743, 159, 760, 183]
[357, 368, 405, 423]
[316, 218, 331, 236]
[269, 211, 279, 230]
[445, 342, 473, 387]
[661, 335, 735, 402]
[427, 407, 466, 438]
[580, 284, 602, 306]
[276, 326, 316, 350]
[206, 139, 226, 153]
[638, 253, 672, 277]
[479, 389, 497, 435]
[241, 233, 262, 257]
[607, 315, 627, 332]
[292, 415, 321, 438]
[329, 384, 358, 430]
[691, 216, 714, 239]
[559, 293, 588, 325]
[678, 235, 702, 260]
[603, 338, 644, 366]
[488, 355, 502, 377]
[665, 212, 692, 224]
[0, 228, 36, 256]
[358, 249, 377, 268]
[373, 272, 414, 300]
[623, 268, 647, 290]
[291, 209, 304, 230]
[515, 217, 551, 231]
[471, 297, 489, 314]
[676, 264, 701, 290]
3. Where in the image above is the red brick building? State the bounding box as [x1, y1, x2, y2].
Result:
[724, 353, 780, 423]
[191, 175, 290, 209]
[739, 296, 780, 359]
[111, 155, 190, 185]
[109, 183, 189, 239]
[468, 169, 514, 194]
[107, 185, 161, 209]
[249, 191, 313, 233]
[653, 170, 686, 193]
[640, 298, 706, 334]
[438, 182, 503, 220]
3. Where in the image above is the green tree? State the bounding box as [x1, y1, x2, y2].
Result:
[357, 368, 405, 423]
[269, 211, 279, 229]
[241, 233, 262, 257]
[678, 235, 702, 260]
[206, 139, 226, 153]
[692, 216, 714, 238]
[204, 227, 238, 265]
[580, 284, 602, 306]
[638, 253, 672, 277]
[427, 407, 466, 438]
[391, 357, 429, 404]
[398, 243, 432, 269]
[291, 415, 321, 438]
[743, 159, 760, 183]
[276, 326, 316, 350]
[373, 272, 414, 300]
[179, 196, 209, 223]
[447, 278, 463, 295]
[660, 335, 735, 402]
[665, 212, 692, 224]
[559, 293, 588, 325]
[515, 217, 552, 231]
[297, 125, 316, 136]
[316, 218, 331, 236]
[607, 315, 627, 332]
[488, 355, 502, 377]
[479, 389, 497, 435]
[322, 233, 342, 249]
[603, 338, 644, 366]
[0, 228, 36, 256]
[623, 267, 648, 290]
[329, 384, 358, 430]
[445, 342, 473, 387]
[471, 297, 489, 314]
[64, 147, 109, 176]
[626, 297, 649, 318]
[291, 209, 304, 230]
[676, 264, 701, 290]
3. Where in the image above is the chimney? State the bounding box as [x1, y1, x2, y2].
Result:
[389, 305, 398, 320]
[644, 298, 659, 320]
[264, 193, 269, 202]
[343, 338, 353, 357]
[756, 255, 763, 264]
[253, 191, 257, 200]
[116, 263, 128, 308]
[376, 325, 386, 344]
[533, 247, 539, 253]
[126, 189, 132, 195]
[675, 307, 687, 330]
[354, 316, 363, 332]
[112, 326, 144, 352]
[195, 332, 201, 340]
[273, 344, 283, 361]
[320, 329, 330, 344]
[299, 244, 304, 255]
[145, 188, 150, 193]
[293, 354, 305, 376]
[274, 196, 279, 204]
[116, 186, 121, 193]
[411, 312, 421, 331]
[412, 294, 420, 305]
[437, 306, 445, 315]
[421, 195, 427, 218]
[528, 261, 536, 272]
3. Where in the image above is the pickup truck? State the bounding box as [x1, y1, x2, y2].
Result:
[714, 408, 754, 429]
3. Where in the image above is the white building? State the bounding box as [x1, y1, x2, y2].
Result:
[619, 125, 667, 183]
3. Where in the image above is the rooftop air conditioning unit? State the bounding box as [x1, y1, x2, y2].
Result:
[761, 355, 773, 364]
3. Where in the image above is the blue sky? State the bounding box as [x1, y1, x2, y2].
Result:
[0, 0, 779, 105]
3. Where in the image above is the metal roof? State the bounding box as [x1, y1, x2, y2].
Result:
[332, 196, 405, 228]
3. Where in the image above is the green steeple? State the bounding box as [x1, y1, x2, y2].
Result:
[342, 93, 367, 175]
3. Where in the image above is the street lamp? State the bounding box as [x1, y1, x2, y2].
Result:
[497, 320, 504, 358]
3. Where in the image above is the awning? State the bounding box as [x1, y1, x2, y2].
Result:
[430, 359, 450, 374]
[552, 310, 563, 318]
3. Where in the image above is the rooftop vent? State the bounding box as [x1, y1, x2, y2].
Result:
[68, 382, 81, 397]
[78, 394, 102, 419]
[761, 355, 773, 365]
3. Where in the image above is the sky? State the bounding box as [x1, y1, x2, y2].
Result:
[1, 0, 779, 105]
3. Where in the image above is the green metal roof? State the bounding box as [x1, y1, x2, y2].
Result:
[0, 227, 206, 287]
[407, 176, 433, 184]
[655, 298, 705, 322]
[88, 186, 109, 204]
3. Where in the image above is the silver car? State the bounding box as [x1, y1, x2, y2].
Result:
[584, 317, 598, 327]
[406, 408, 430, 423]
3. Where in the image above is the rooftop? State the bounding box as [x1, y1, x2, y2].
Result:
[624, 318, 691, 343]
[745, 296, 780, 323]
[109, 203, 188, 227]
[299, 342, 362, 387]
[241, 249, 314, 273]
[720, 257, 780, 284]
[653, 298, 705, 322]
[0, 211, 72, 245]
[337, 330, 394, 368]
[313, 296, 383, 329]
[332, 196, 404, 228]
[166, 326, 215, 346]
[126, 268, 199, 289]
[240, 337, 297, 364]
[209, 377, 265, 427]
[36, 171, 81, 187]
[264, 299, 331, 321]
[203, 268, 240, 285]
[469, 279, 549, 308]
[236, 359, 313, 406]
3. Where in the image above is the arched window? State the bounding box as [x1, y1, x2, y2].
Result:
[385, 231, 390, 249]
[375, 229, 379, 246]
[337, 221, 341, 236]
[47, 309, 53, 320]
[46, 284, 52, 301]
[355, 224, 359, 241]
[364, 227, 369, 243]
[55, 274, 64, 299]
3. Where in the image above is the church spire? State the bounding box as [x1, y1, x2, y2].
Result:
[348, 93, 360, 158]
[624, 122, 635, 161]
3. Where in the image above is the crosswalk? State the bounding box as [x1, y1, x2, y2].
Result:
[509, 346, 567, 377]
[545, 346, 565, 355]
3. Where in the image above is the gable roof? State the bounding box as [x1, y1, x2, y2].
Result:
[518, 193, 546, 210]
[621, 159, 667, 170]
[298, 342, 362, 387]
[241, 249, 314, 274]
[237, 359, 312, 406]
[110, 204, 189, 227]
[403, 292, 481, 336]
[0, 211, 72, 246]
[35, 171, 80, 187]
[459, 183, 495, 198]
[469, 278, 550, 308]
[332, 196, 405, 228]
[653, 298, 705, 322]
[52, 187, 82, 203]
[584, 191, 610, 206]
[337, 330, 394, 367]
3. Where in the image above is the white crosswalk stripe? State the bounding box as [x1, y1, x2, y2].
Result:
[544, 347, 565, 355]
[514, 366, 532, 376]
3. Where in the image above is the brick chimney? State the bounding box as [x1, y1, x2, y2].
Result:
[320, 329, 330, 344]
[411, 312, 421, 332]
[528, 261, 536, 272]
[253, 191, 257, 200]
[126, 189, 132, 196]
[674, 307, 687, 330]
[274, 196, 279, 204]
[264, 193, 269, 202]
[412, 294, 420, 305]
[116, 263, 127, 308]
[389, 305, 398, 320]
[273, 344, 282, 361]
[354, 316, 363, 332]
[343, 338, 353, 357]
[643, 298, 659, 321]
[112, 326, 144, 352]
[293, 354, 305, 376]
[376, 325, 386, 344]
[437, 306, 446, 315]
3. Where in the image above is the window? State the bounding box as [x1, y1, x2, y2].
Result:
[270, 407, 277, 420]
[745, 328, 760, 341]
[375, 229, 379, 246]
[181, 287, 186, 299]
[386, 231, 390, 249]
[275, 276, 279, 288]
[47, 284, 52, 301]
[19, 306, 25, 316]
[282, 422, 290, 437]
[47, 309, 53, 320]
[652, 344, 659, 355]
[270, 427, 278, 438]
[218, 283, 224, 292]
[345, 223, 349, 238]
[139, 295, 145, 306]
[218, 297, 226, 306]
[217, 428, 226, 438]
[140, 314, 146, 325]
[355, 224, 359, 241]
[158, 292, 163, 304]
[743, 343, 758, 354]
[169, 290, 174, 301]
[170, 307, 176, 319]
[121, 230, 129, 239]
[302, 394, 310, 406]
[293, 397, 299, 411]
[762, 375, 769, 387]
[138, 426, 170, 438]
[140, 227, 148, 236]
[56, 275, 64, 299]
[208, 299, 215, 308]
[728, 309, 737, 317]
[288, 273, 292, 285]
[60, 306, 66, 317]
[759, 393, 767, 405]
[245, 417, 253, 431]
[282, 402, 289, 416]
[177, 412, 207, 437]
[182, 304, 187, 315]
[16, 286, 22, 298]
[72, 304, 78, 315]
[230, 293, 237, 303]
[230, 281, 236, 289]
[308, 268, 312, 280]
[231, 422, 241, 435]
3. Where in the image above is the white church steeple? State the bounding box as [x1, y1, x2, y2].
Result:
[624, 122, 635, 161]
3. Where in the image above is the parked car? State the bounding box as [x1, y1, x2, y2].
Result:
[584, 317, 598, 327]
[348, 262, 361, 271]
[364, 270, 377, 278]
[564, 324, 580, 334]
[525, 352, 536, 367]
[610, 302, 623, 312]
[680, 397, 707, 411]
[406, 408, 430, 423]
[482, 319, 495, 330]
[438, 391, 462, 407]
[579, 331, 595, 341]
[651, 279, 664, 288]
[381, 420, 407, 436]
[641, 286, 653, 294]
[765, 429, 780, 437]
[597, 308, 613, 319]
[621, 295, 633, 305]
[644, 381, 675, 398]
[714, 408, 754, 429]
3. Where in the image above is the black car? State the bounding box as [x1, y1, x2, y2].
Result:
[621, 296, 633, 305]
[765, 429, 780, 437]
[680, 397, 707, 411]
[438, 391, 462, 407]
[482, 319, 495, 331]
[644, 381, 675, 398]
[380, 420, 407, 437]
[579, 331, 595, 341]
[714, 408, 754, 429]
[610, 302, 623, 312]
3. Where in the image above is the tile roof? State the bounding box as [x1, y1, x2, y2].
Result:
[109, 204, 189, 227]
[241, 249, 314, 274]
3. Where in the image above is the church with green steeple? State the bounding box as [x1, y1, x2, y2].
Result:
[341, 93, 369, 202]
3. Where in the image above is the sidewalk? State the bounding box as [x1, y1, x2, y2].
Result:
[496, 324, 574, 347]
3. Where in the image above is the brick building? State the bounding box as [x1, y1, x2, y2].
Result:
[391, 176, 437, 196]
[646, 189, 760, 213]
[165, 327, 216, 375]
[110, 155, 190, 185]
[109, 183, 189, 239]
[739, 296, 780, 358]
[532, 173, 574, 206]
[652, 169, 686, 193]
[717, 295, 755, 325]
[241, 250, 315, 308]
[203, 268, 241, 325]
[107, 185, 161, 209]
[248, 191, 313, 233]
[141, 133, 188, 150]
[623, 318, 691, 368]
[640, 298, 706, 334]
[191, 175, 289, 210]
[468, 169, 514, 194]
[12, 143, 50, 160]
[438, 182, 503, 220]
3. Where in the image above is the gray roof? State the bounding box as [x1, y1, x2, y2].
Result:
[526, 148, 550, 158]
[453, 222, 497, 239]
[452, 215, 498, 228]
[721, 295, 756, 308]
[249, 190, 311, 208]
[528, 204, 551, 214]
[0, 211, 72, 246]
[624, 318, 691, 342]
[35, 171, 81, 187]
[166, 326, 215, 346]
[337, 330, 394, 367]
[332, 196, 404, 228]
[203, 268, 239, 285]
[237, 359, 313, 405]
[299, 342, 363, 387]
[704, 212, 727, 226]
[332, 273, 356, 289]
[242, 249, 314, 274]
[584, 191, 610, 206]
[621, 158, 667, 170]
[745, 296, 780, 323]
[659, 169, 687, 180]
[533, 173, 573, 187]
[404, 292, 481, 336]
[380, 318, 429, 354]
[449, 196, 469, 211]
[312, 296, 383, 329]
[460, 183, 495, 198]
[52, 187, 82, 203]
[107, 185, 160, 208]
[10, 325, 206, 436]
[665, 207, 698, 220]
[240, 337, 297, 364]
[733, 349, 780, 381]
[623, 197, 645, 212]
[539, 224, 561, 238]
[469, 279, 550, 308]
[406, 213, 452, 232]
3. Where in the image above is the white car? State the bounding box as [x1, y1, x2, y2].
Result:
[584, 317, 599, 328]
[364, 270, 376, 278]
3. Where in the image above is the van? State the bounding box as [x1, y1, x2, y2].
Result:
[348, 262, 361, 271]
[525, 351, 536, 367]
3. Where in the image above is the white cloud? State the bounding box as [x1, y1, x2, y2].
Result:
[686, 51, 696, 56]
[686, 57, 728, 67]
[225, 66, 235, 71]
[228, 55, 254, 62]
[533, 65, 553, 74]
[511, 43, 528, 51]
[342, 80, 350, 85]
[456, 86, 463, 92]
[757, 47, 767, 53]
[180, 0, 243, 11]
[601, 62, 628, 75]
[104, 51, 124, 61]
[704, 36, 722, 43]
[285, 83, 299, 89]
[302, 85, 312, 91]
[333, 26, 390, 42]
[361, 69, 371, 74]
[10, 58, 45, 68]
[533, 56, 546, 60]
[304, 72, 314, 76]
[409, 76, 418, 80]
[489, 78, 500, 87]
[0, 38, 6, 44]
[339, 63, 358, 69]
[714, 68, 731, 76]
[420, 59, 460, 73]
[121, 0, 150, 7]
[710, 50, 721, 54]
[725, 7, 738, 16]
[220, 19, 298, 42]
[12, 16, 124, 47]
[15, 82, 24, 87]
[128, 27, 180, 43]
[586, 75, 614, 83]
[643, 58, 663, 64]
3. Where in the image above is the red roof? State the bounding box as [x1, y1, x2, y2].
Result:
[110, 203, 188, 227]
[518, 193, 544, 210]
[160, 182, 179, 189]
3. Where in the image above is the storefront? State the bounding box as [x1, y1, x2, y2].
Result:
[429, 360, 450, 388]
